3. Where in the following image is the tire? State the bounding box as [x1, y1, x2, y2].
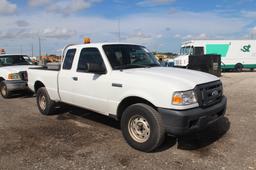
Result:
[121, 103, 165, 152]
[36, 87, 55, 115]
[235, 63, 243, 72]
[0, 82, 11, 98]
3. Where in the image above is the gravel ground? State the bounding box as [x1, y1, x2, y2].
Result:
[0, 72, 255, 170]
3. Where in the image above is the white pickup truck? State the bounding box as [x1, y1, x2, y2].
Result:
[28, 43, 227, 152]
[0, 54, 34, 98]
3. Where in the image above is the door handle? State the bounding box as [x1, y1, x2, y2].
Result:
[72, 77, 78, 81]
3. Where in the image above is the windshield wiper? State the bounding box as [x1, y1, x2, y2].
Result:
[146, 63, 161, 67]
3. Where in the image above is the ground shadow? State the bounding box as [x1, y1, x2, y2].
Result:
[7, 90, 35, 99]
[176, 117, 230, 150]
[54, 105, 230, 152]
[56, 105, 120, 130]
[154, 117, 230, 152]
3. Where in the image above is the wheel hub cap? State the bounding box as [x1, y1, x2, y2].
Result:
[1, 85, 7, 96]
[39, 95, 46, 111]
[128, 115, 150, 143]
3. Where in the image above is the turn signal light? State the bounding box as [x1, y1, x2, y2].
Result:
[172, 95, 183, 105]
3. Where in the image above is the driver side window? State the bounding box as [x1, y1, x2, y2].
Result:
[77, 48, 105, 72]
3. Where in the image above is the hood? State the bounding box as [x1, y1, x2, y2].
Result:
[122, 67, 219, 91]
[0, 65, 35, 73]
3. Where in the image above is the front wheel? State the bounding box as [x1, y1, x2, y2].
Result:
[0, 82, 11, 98]
[36, 87, 55, 115]
[121, 103, 165, 152]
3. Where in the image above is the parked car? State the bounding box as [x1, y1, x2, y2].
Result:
[28, 42, 227, 152]
[0, 54, 33, 98]
[164, 59, 174, 67]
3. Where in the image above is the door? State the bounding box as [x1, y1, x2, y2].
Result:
[68, 47, 110, 115]
[58, 48, 78, 103]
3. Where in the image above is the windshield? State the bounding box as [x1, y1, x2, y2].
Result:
[180, 46, 194, 55]
[103, 45, 160, 70]
[0, 55, 32, 67]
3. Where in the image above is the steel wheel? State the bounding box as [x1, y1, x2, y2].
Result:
[39, 94, 47, 111]
[1, 84, 7, 97]
[128, 115, 150, 143]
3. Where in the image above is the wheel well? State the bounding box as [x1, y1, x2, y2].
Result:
[34, 81, 45, 93]
[117, 96, 156, 120]
[235, 63, 243, 68]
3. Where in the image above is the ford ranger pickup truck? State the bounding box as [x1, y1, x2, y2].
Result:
[28, 43, 227, 152]
[0, 54, 34, 98]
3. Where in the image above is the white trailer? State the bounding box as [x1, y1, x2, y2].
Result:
[174, 40, 256, 71]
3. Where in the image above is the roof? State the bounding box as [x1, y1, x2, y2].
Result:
[68, 42, 144, 49]
[0, 54, 29, 57]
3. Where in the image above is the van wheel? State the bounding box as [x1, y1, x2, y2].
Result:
[36, 87, 55, 115]
[121, 103, 165, 152]
[235, 63, 243, 72]
[0, 82, 11, 98]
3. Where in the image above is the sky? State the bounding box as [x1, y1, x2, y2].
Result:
[0, 0, 256, 56]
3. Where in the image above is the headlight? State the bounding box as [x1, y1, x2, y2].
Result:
[172, 90, 197, 106]
[8, 73, 21, 80]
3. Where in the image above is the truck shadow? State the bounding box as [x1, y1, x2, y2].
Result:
[56, 106, 120, 129]
[55, 106, 230, 152]
[7, 91, 35, 99]
[157, 117, 230, 152]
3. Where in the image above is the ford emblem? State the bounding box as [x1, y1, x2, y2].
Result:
[212, 90, 219, 96]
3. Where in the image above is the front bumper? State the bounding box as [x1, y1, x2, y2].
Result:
[4, 80, 28, 91]
[158, 96, 227, 135]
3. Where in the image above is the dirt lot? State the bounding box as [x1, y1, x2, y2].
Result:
[0, 72, 256, 170]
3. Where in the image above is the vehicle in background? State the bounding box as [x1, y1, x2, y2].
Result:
[164, 59, 174, 67]
[0, 48, 6, 54]
[174, 40, 256, 72]
[28, 42, 227, 152]
[0, 54, 34, 98]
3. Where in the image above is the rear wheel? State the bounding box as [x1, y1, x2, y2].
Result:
[235, 63, 243, 72]
[0, 82, 11, 98]
[36, 87, 55, 115]
[121, 103, 165, 152]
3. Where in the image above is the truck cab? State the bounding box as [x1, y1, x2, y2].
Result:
[174, 44, 204, 67]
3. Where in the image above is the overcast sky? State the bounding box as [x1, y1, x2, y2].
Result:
[0, 0, 256, 55]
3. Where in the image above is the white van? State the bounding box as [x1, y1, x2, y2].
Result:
[174, 40, 256, 71]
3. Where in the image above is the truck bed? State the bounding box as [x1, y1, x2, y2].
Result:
[27, 67, 60, 101]
[29, 66, 60, 71]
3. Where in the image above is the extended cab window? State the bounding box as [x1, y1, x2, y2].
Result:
[63, 49, 76, 70]
[77, 48, 105, 72]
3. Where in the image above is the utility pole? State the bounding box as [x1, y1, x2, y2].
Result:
[38, 37, 41, 60]
[31, 44, 34, 58]
[118, 18, 121, 42]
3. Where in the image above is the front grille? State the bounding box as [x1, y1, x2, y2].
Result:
[19, 71, 28, 81]
[195, 81, 223, 108]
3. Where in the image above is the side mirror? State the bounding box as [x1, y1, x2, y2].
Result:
[87, 63, 106, 74]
